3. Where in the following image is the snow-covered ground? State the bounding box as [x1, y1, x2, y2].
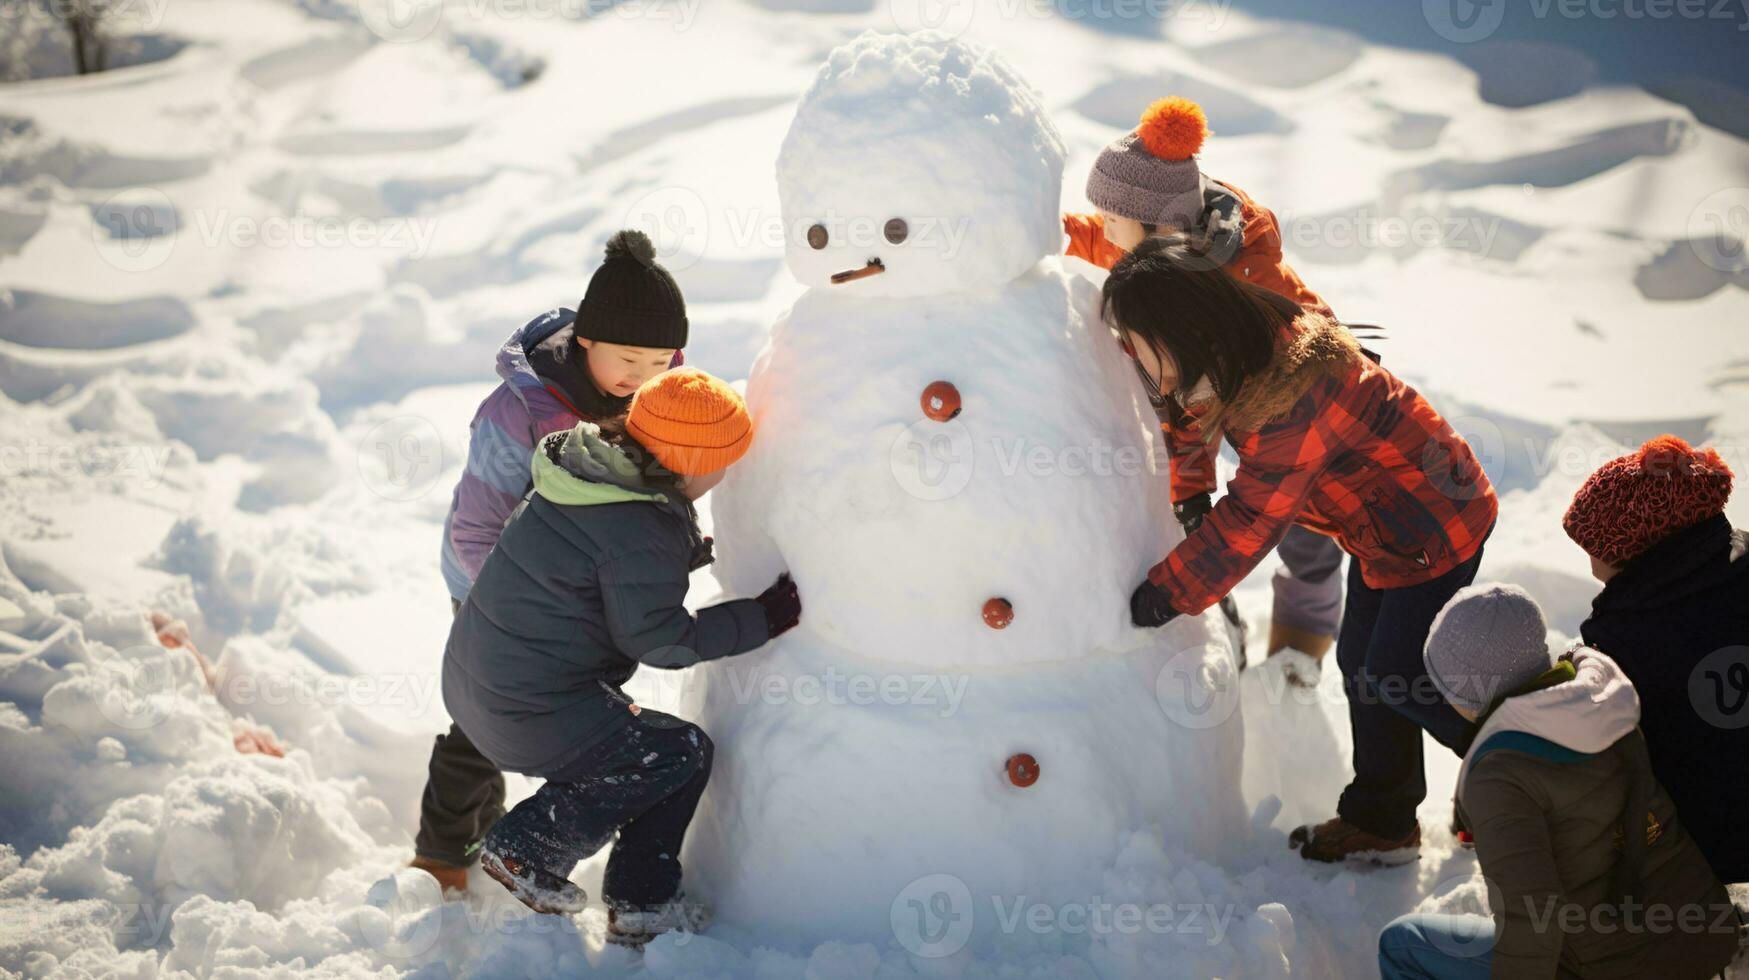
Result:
[1, 0, 1746, 976]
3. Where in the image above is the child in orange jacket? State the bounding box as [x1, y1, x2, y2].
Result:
[1065, 97, 1344, 679]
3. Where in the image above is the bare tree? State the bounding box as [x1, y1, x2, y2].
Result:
[35, 0, 123, 75]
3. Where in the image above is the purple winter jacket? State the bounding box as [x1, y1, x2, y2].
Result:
[439, 309, 682, 600]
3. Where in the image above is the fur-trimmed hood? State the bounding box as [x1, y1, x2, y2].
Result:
[1187, 312, 1362, 438]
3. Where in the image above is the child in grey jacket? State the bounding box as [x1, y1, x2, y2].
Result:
[1377, 583, 1738, 979]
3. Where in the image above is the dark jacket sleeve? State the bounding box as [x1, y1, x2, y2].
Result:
[597, 548, 770, 668]
[1465, 761, 1568, 979]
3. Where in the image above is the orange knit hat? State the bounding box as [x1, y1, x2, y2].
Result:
[627, 368, 754, 477]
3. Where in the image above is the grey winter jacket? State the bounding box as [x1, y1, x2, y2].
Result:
[1457, 648, 1740, 979]
[442, 422, 770, 778]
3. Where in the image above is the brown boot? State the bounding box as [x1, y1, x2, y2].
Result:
[1289, 817, 1421, 866]
[1267, 623, 1334, 687]
[409, 855, 470, 895]
[1267, 622, 1334, 660]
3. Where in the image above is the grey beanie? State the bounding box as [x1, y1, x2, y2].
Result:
[1423, 583, 1554, 714]
[1085, 97, 1210, 230]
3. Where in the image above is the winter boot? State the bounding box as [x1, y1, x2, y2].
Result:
[408, 855, 470, 895]
[1289, 817, 1421, 866]
[606, 892, 712, 950]
[480, 848, 588, 915]
[1267, 622, 1333, 688]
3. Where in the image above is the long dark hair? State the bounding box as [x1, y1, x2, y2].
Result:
[1101, 235, 1286, 405]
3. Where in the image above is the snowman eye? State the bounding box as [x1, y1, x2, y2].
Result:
[807, 224, 829, 250]
[884, 218, 908, 244]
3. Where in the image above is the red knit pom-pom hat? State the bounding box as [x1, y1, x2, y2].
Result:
[1085, 96, 1211, 230]
[1562, 434, 1734, 566]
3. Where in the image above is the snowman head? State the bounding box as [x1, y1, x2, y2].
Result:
[776, 31, 1066, 299]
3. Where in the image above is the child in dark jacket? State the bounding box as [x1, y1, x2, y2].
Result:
[443, 369, 800, 946]
[414, 230, 687, 892]
[1379, 583, 1738, 979]
[1565, 435, 1748, 885]
[1064, 96, 1345, 682]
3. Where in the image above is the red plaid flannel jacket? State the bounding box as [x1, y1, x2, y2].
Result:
[1148, 316, 1498, 616]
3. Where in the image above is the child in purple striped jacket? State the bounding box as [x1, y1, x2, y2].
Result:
[413, 229, 688, 890]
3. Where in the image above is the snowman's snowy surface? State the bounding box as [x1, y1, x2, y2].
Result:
[712, 264, 1173, 667]
[2, 0, 1747, 976]
[690, 30, 1253, 955]
[776, 31, 1066, 298]
[682, 624, 1247, 951]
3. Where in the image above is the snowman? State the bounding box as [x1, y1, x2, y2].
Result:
[681, 32, 1248, 953]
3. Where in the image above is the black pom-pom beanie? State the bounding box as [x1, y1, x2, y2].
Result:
[576, 229, 688, 349]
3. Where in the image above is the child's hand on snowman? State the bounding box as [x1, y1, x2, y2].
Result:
[755, 574, 802, 640]
[1130, 579, 1180, 628]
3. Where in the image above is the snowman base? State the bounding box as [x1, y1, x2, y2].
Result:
[680, 610, 1247, 953]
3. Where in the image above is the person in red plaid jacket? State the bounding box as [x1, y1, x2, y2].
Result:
[1106, 237, 1499, 864]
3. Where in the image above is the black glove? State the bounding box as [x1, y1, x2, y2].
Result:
[1173, 492, 1212, 533]
[1130, 579, 1180, 628]
[754, 574, 801, 640]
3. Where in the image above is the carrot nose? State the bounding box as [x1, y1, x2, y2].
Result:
[830, 258, 884, 284]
